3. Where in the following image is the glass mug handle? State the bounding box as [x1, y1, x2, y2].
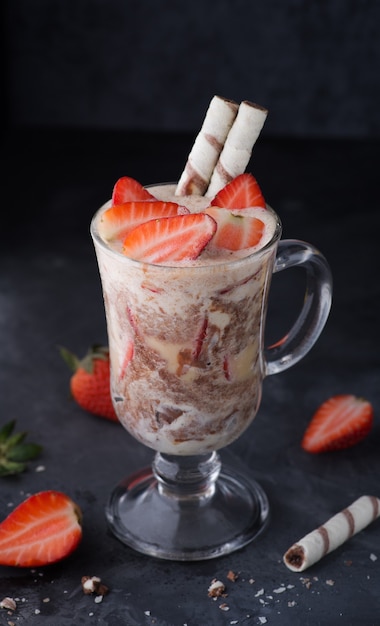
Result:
[264, 239, 333, 376]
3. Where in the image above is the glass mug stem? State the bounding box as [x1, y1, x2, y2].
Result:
[265, 239, 333, 375]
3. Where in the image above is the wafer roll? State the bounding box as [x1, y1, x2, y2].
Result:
[175, 96, 238, 196]
[205, 101, 268, 197]
[283, 495, 380, 572]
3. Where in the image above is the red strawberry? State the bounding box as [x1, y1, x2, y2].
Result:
[205, 207, 265, 250]
[193, 316, 208, 359]
[119, 339, 134, 381]
[99, 200, 182, 241]
[111, 176, 156, 205]
[0, 491, 82, 567]
[60, 345, 118, 422]
[122, 213, 217, 263]
[210, 173, 266, 209]
[223, 355, 232, 381]
[301, 394, 374, 453]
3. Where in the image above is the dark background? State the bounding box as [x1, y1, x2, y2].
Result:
[2, 3, 380, 626]
[4, 0, 380, 138]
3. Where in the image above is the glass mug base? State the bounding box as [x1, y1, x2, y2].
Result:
[105, 452, 269, 561]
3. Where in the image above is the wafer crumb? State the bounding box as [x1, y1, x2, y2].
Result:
[0, 598, 16, 611]
[208, 579, 226, 598]
[81, 575, 109, 596]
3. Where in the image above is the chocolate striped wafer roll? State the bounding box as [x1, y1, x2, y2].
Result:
[283, 495, 380, 572]
[205, 101, 268, 198]
[175, 96, 238, 196]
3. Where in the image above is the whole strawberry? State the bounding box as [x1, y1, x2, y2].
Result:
[60, 345, 118, 422]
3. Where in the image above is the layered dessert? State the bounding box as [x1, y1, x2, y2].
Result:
[91, 95, 281, 455]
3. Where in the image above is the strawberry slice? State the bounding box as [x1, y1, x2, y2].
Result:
[301, 394, 374, 454]
[210, 173, 266, 209]
[119, 338, 134, 381]
[99, 201, 181, 241]
[111, 176, 156, 205]
[193, 316, 208, 359]
[122, 214, 217, 263]
[205, 207, 265, 250]
[0, 490, 83, 567]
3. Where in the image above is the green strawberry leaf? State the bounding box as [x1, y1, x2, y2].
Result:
[5, 431, 27, 448]
[7, 443, 43, 462]
[0, 420, 43, 476]
[0, 460, 27, 477]
[0, 420, 16, 443]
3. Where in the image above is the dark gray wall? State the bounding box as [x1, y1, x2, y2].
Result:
[5, 0, 380, 137]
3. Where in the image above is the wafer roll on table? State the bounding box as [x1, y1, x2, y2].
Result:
[175, 95, 238, 196]
[205, 100, 268, 198]
[283, 495, 380, 572]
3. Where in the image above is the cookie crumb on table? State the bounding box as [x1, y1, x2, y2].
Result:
[208, 579, 226, 598]
[81, 575, 109, 596]
[0, 597, 16, 611]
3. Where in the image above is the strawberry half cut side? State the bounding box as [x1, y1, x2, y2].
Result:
[301, 394, 374, 454]
[99, 201, 182, 241]
[0, 490, 83, 567]
[205, 207, 265, 250]
[122, 213, 217, 263]
[112, 176, 157, 205]
[210, 173, 266, 209]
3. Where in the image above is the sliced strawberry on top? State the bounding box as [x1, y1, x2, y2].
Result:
[0, 490, 83, 567]
[205, 207, 265, 250]
[112, 176, 156, 205]
[210, 173, 266, 210]
[99, 200, 182, 241]
[301, 394, 374, 454]
[122, 214, 217, 264]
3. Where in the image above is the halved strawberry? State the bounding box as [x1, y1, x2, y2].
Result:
[122, 214, 217, 263]
[301, 394, 374, 454]
[205, 207, 265, 250]
[210, 173, 266, 209]
[99, 200, 182, 241]
[111, 176, 156, 205]
[0, 491, 82, 567]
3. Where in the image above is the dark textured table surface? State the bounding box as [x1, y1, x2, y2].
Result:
[1, 130, 379, 626]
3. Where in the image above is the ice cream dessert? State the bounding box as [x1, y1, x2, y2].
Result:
[92, 185, 280, 457]
[91, 95, 281, 455]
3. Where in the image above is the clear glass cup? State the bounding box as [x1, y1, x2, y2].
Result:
[91, 184, 332, 561]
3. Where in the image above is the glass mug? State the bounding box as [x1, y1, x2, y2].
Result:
[91, 183, 332, 561]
